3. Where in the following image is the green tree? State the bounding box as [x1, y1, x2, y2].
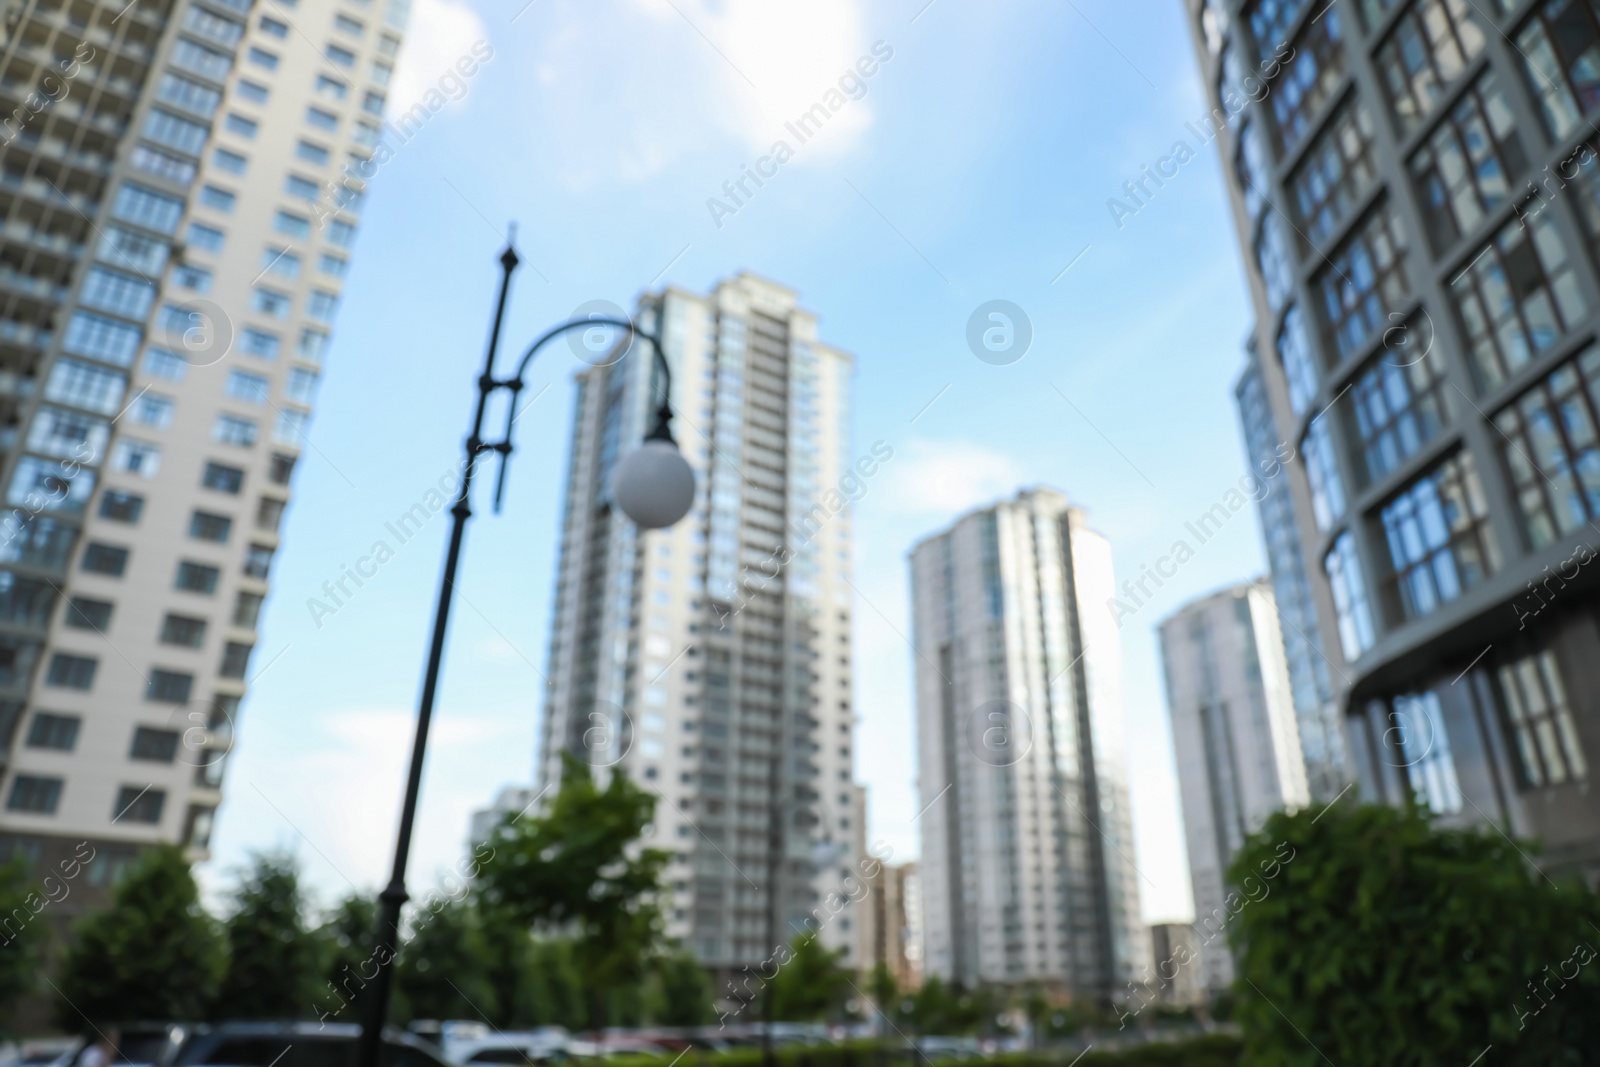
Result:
[55, 846, 224, 1026]
[769, 932, 852, 1021]
[0, 855, 47, 1020]
[867, 961, 900, 1035]
[394, 894, 495, 1022]
[476, 753, 669, 1032]
[315, 891, 378, 1023]
[214, 852, 321, 1019]
[647, 947, 713, 1025]
[1229, 802, 1600, 1066]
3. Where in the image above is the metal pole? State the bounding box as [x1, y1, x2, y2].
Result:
[356, 243, 520, 1067]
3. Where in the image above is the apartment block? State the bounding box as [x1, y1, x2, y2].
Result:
[537, 272, 865, 987]
[0, 0, 403, 895]
[1190, 0, 1600, 872]
[909, 489, 1148, 1002]
[1158, 579, 1308, 992]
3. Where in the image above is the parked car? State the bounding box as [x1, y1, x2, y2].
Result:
[173, 1023, 453, 1067]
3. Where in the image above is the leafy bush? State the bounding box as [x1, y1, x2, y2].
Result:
[1228, 802, 1600, 1066]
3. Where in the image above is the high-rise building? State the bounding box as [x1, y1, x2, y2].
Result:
[1158, 579, 1308, 991]
[861, 858, 919, 989]
[1189, 0, 1600, 870]
[0, 0, 402, 890]
[537, 272, 865, 987]
[1237, 342, 1350, 801]
[468, 783, 536, 846]
[908, 489, 1147, 1001]
[1147, 924, 1205, 1007]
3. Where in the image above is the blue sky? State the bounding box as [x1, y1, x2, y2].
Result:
[201, 0, 1269, 927]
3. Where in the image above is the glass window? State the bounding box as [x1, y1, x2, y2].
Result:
[98, 225, 170, 274]
[246, 47, 279, 71]
[183, 4, 244, 45]
[111, 439, 161, 477]
[1451, 209, 1588, 390]
[225, 113, 259, 138]
[1268, 6, 1347, 156]
[176, 561, 221, 594]
[1392, 691, 1462, 813]
[275, 211, 312, 238]
[1498, 650, 1587, 787]
[335, 13, 364, 34]
[46, 358, 126, 414]
[7, 775, 62, 814]
[371, 60, 393, 86]
[220, 641, 253, 678]
[362, 91, 384, 116]
[80, 268, 156, 322]
[286, 174, 321, 200]
[252, 287, 292, 319]
[157, 72, 222, 117]
[244, 543, 274, 579]
[100, 490, 144, 522]
[46, 653, 97, 690]
[306, 106, 339, 130]
[189, 511, 233, 542]
[326, 219, 356, 247]
[171, 38, 233, 81]
[130, 726, 181, 761]
[113, 182, 185, 234]
[1290, 99, 1378, 248]
[259, 14, 289, 36]
[297, 139, 331, 165]
[144, 108, 210, 155]
[1348, 318, 1450, 484]
[1255, 209, 1295, 310]
[1380, 451, 1498, 620]
[227, 370, 270, 403]
[235, 589, 266, 626]
[269, 453, 297, 485]
[299, 328, 329, 361]
[1374, 0, 1493, 132]
[147, 670, 193, 704]
[1410, 72, 1526, 251]
[241, 328, 282, 359]
[131, 393, 175, 428]
[286, 367, 319, 403]
[307, 289, 339, 322]
[188, 222, 226, 253]
[1493, 343, 1600, 549]
[66, 597, 112, 631]
[1245, 0, 1309, 57]
[214, 147, 248, 174]
[214, 414, 259, 447]
[199, 185, 237, 213]
[81, 543, 128, 575]
[204, 462, 245, 493]
[326, 44, 356, 67]
[275, 408, 310, 443]
[1324, 531, 1375, 658]
[131, 145, 198, 185]
[27, 713, 80, 751]
[236, 79, 270, 104]
[1318, 201, 1411, 360]
[161, 612, 207, 648]
[317, 253, 347, 276]
[114, 785, 166, 823]
[145, 349, 187, 381]
[315, 74, 348, 99]
[174, 264, 212, 293]
[1302, 415, 1347, 529]
[64, 311, 143, 365]
[1516, 0, 1600, 139]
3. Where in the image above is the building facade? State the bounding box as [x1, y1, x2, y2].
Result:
[0, 0, 402, 886]
[1190, 0, 1600, 874]
[537, 273, 865, 987]
[861, 858, 920, 989]
[909, 489, 1148, 1002]
[1158, 579, 1308, 991]
[1148, 923, 1205, 1007]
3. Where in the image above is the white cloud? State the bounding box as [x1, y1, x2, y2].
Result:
[390, 0, 488, 112]
[877, 438, 1026, 518]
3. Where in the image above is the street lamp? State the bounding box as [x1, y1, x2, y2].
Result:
[356, 238, 694, 1067]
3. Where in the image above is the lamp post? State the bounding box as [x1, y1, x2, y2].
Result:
[355, 239, 695, 1067]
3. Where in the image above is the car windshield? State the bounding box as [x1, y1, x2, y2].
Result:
[115, 1036, 176, 1066]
